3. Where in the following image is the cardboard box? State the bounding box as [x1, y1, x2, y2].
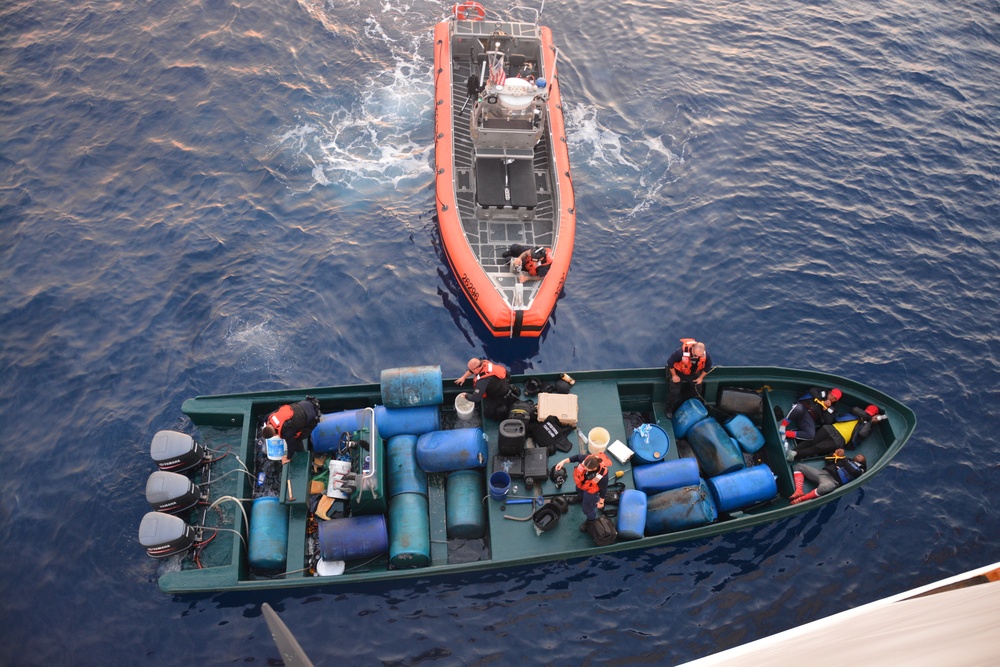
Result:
[537, 392, 578, 427]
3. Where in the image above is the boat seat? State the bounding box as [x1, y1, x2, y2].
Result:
[475, 158, 538, 209]
[508, 53, 526, 71]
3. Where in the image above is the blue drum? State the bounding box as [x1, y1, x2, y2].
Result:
[415, 428, 488, 473]
[380, 366, 443, 408]
[388, 493, 430, 568]
[707, 465, 778, 513]
[645, 480, 718, 535]
[318, 515, 388, 562]
[686, 417, 745, 478]
[616, 489, 648, 540]
[386, 434, 428, 498]
[672, 399, 709, 439]
[629, 423, 671, 465]
[375, 405, 441, 439]
[248, 497, 288, 570]
[723, 413, 765, 453]
[633, 457, 701, 495]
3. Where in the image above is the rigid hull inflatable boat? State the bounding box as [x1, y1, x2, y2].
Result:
[139, 366, 915, 594]
[433, 3, 575, 337]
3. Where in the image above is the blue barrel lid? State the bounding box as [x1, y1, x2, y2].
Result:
[629, 423, 670, 464]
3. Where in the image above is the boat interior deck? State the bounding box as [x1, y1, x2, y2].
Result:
[165, 370, 905, 591]
[447, 39, 556, 307]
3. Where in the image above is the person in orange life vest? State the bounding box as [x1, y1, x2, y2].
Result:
[787, 404, 885, 460]
[782, 387, 841, 442]
[259, 397, 322, 464]
[789, 449, 867, 504]
[502, 244, 553, 284]
[554, 454, 608, 531]
[664, 339, 713, 418]
[455, 358, 513, 420]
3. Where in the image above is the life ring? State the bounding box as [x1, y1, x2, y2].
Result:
[453, 1, 486, 21]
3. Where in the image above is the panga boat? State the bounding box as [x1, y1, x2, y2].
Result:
[139, 366, 915, 594]
[432, 2, 575, 337]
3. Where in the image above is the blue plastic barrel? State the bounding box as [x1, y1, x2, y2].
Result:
[687, 417, 746, 478]
[248, 497, 288, 570]
[380, 366, 444, 408]
[311, 409, 365, 453]
[672, 398, 709, 439]
[629, 423, 671, 465]
[446, 469, 487, 539]
[318, 514, 388, 562]
[645, 480, 718, 535]
[489, 471, 511, 501]
[386, 434, 428, 498]
[415, 428, 488, 473]
[388, 492, 430, 568]
[724, 414, 765, 453]
[616, 489, 648, 540]
[632, 457, 701, 494]
[375, 405, 441, 439]
[707, 465, 778, 513]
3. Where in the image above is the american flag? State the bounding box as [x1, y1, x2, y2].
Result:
[489, 55, 506, 87]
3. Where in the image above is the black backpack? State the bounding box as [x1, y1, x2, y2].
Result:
[587, 514, 617, 547]
[507, 400, 535, 425]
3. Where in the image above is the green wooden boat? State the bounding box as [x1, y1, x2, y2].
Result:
[139, 366, 916, 594]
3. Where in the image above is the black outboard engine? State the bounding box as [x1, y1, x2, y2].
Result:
[150, 430, 206, 473]
[138, 511, 196, 558]
[145, 471, 201, 514]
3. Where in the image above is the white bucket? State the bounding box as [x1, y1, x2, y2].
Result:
[265, 437, 286, 461]
[587, 427, 610, 455]
[455, 393, 475, 419]
[326, 459, 353, 499]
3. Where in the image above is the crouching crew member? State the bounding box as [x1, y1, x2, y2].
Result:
[260, 397, 322, 464]
[503, 244, 553, 284]
[455, 357, 513, 421]
[554, 454, 608, 533]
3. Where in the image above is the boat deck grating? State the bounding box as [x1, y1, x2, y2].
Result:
[450, 58, 557, 306]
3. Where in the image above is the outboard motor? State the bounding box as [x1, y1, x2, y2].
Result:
[549, 464, 567, 489]
[138, 511, 196, 558]
[150, 430, 206, 473]
[145, 471, 201, 514]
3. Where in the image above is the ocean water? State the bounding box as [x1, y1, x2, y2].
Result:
[2, 0, 999, 664]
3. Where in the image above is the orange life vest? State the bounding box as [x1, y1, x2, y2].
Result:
[574, 461, 607, 494]
[266, 399, 319, 440]
[475, 361, 508, 398]
[267, 404, 297, 436]
[524, 248, 553, 276]
[672, 338, 706, 376]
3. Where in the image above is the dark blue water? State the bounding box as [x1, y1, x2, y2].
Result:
[2, 0, 999, 663]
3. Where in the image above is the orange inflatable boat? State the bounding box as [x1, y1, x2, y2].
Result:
[433, 3, 575, 337]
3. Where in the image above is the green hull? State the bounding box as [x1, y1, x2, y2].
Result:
[152, 366, 916, 594]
